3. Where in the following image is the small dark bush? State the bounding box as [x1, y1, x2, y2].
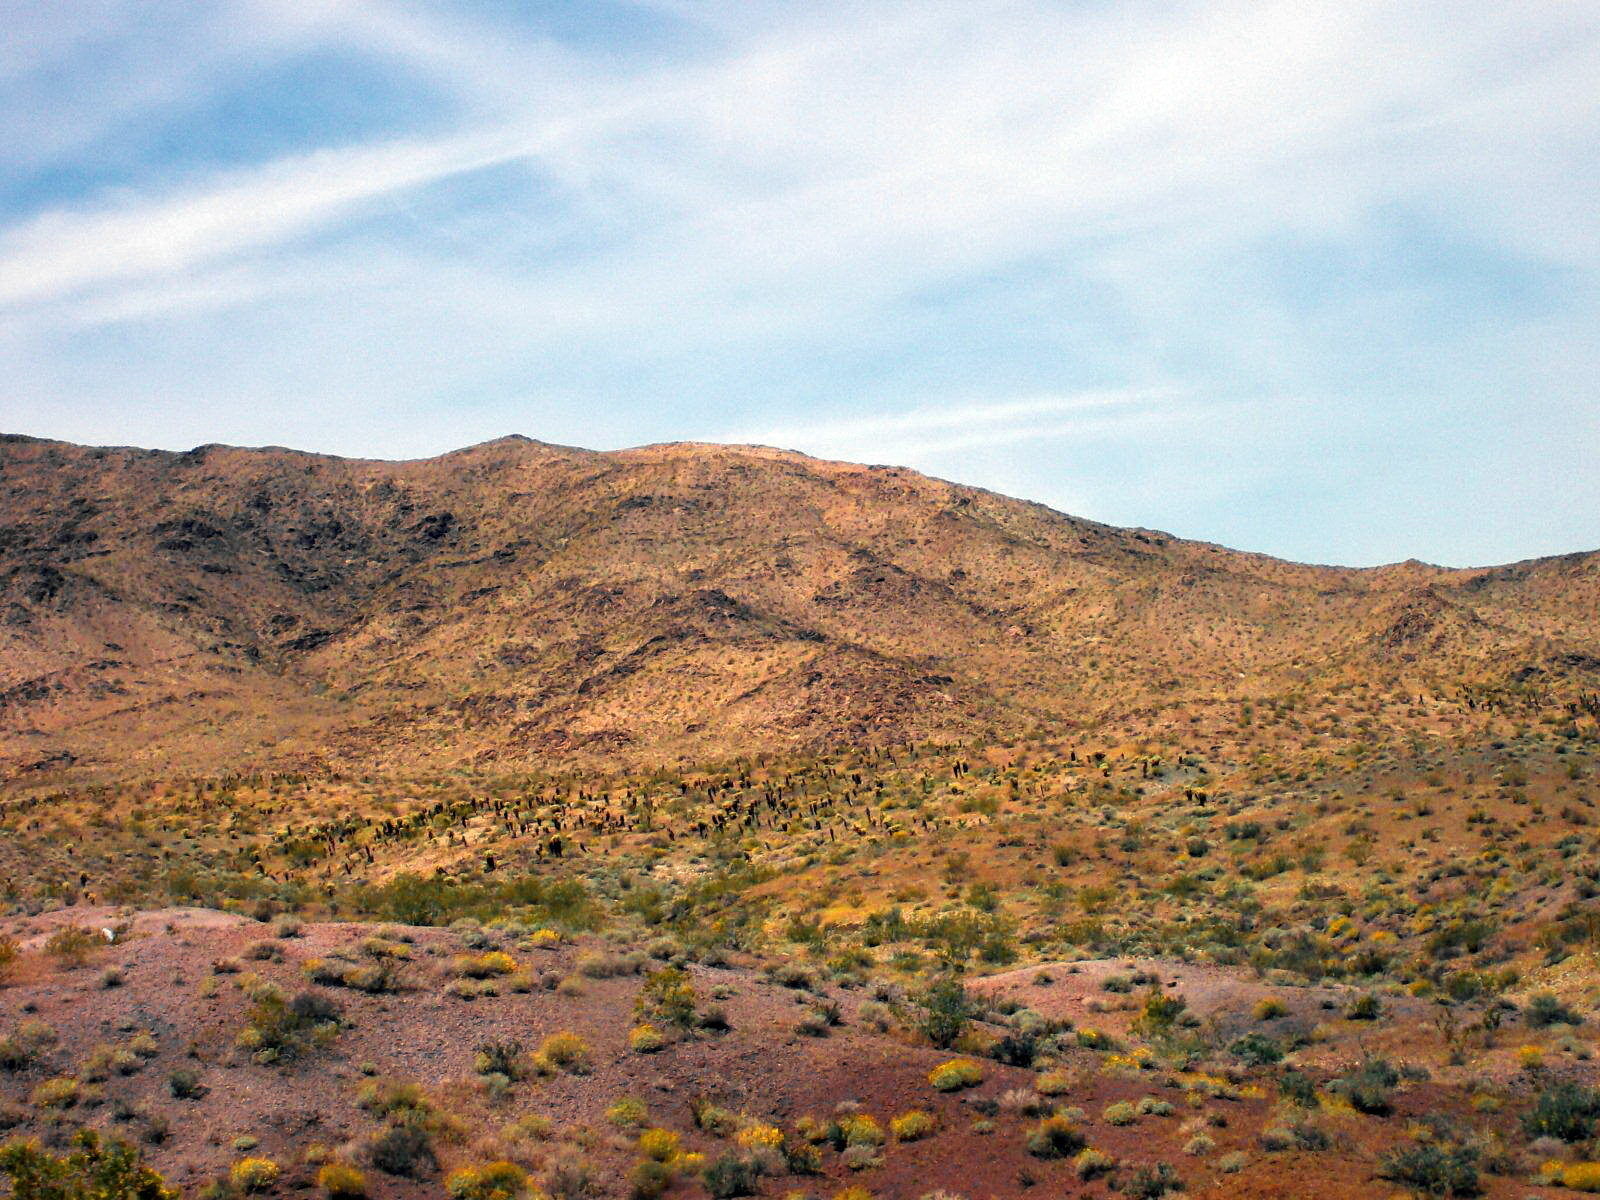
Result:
[1120, 1162, 1181, 1199]
[783, 1142, 822, 1175]
[166, 1070, 206, 1100]
[474, 1039, 525, 1080]
[993, 1031, 1038, 1068]
[1341, 1057, 1398, 1115]
[289, 990, 342, 1023]
[697, 1006, 731, 1033]
[1278, 1070, 1318, 1108]
[702, 1154, 760, 1199]
[1525, 993, 1581, 1029]
[1345, 992, 1382, 1021]
[1291, 1123, 1330, 1151]
[369, 1123, 436, 1178]
[1024, 1115, 1086, 1159]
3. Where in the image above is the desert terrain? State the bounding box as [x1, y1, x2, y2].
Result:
[1, 436, 1598, 1198]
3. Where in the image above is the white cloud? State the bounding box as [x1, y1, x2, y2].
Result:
[0, 0, 1595, 565]
[6, 0, 1596, 329]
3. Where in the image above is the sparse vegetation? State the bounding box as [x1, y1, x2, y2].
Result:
[0, 548, 1597, 1200]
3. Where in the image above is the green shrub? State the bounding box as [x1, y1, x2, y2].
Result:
[784, 1140, 823, 1175]
[457, 952, 516, 980]
[1134, 987, 1186, 1035]
[30, 1077, 80, 1109]
[473, 1040, 525, 1081]
[636, 966, 698, 1028]
[1524, 1082, 1600, 1142]
[637, 1128, 680, 1163]
[1102, 1101, 1137, 1126]
[917, 976, 970, 1049]
[1035, 1069, 1074, 1096]
[1230, 1033, 1283, 1066]
[0, 1020, 55, 1073]
[533, 1031, 589, 1075]
[1552, 1163, 1600, 1193]
[237, 989, 342, 1063]
[1075, 1148, 1116, 1180]
[629, 1024, 665, 1053]
[630, 1158, 673, 1199]
[606, 1098, 649, 1129]
[1278, 1070, 1317, 1108]
[307, 957, 401, 994]
[1379, 1142, 1480, 1197]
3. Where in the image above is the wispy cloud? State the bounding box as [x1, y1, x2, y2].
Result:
[0, 0, 1595, 566]
[731, 388, 1200, 461]
[0, 126, 536, 310]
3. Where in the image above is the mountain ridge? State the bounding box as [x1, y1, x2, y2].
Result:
[2, 432, 1596, 781]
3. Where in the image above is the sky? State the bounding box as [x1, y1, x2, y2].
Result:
[0, 1, 1596, 568]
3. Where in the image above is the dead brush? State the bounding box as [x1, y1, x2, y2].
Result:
[999, 1088, 1052, 1117]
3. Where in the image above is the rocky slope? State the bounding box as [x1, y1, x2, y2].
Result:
[1, 433, 1595, 779]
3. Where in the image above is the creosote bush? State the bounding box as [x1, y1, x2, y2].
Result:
[1547, 1163, 1600, 1193]
[0, 1130, 178, 1199]
[1075, 1148, 1116, 1180]
[446, 1160, 531, 1200]
[629, 1024, 665, 1053]
[928, 1059, 983, 1092]
[636, 966, 698, 1029]
[230, 1157, 281, 1193]
[44, 925, 103, 968]
[533, 1031, 590, 1075]
[917, 975, 970, 1048]
[317, 1163, 369, 1198]
[891, 1110, 936, 1141]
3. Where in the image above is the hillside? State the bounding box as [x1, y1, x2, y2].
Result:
[1, 432, 1597, 781]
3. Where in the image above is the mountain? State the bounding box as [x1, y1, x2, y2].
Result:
[1, 432, 1596, 780]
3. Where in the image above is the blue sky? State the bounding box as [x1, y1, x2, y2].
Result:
[0, 1, 1595, 568]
